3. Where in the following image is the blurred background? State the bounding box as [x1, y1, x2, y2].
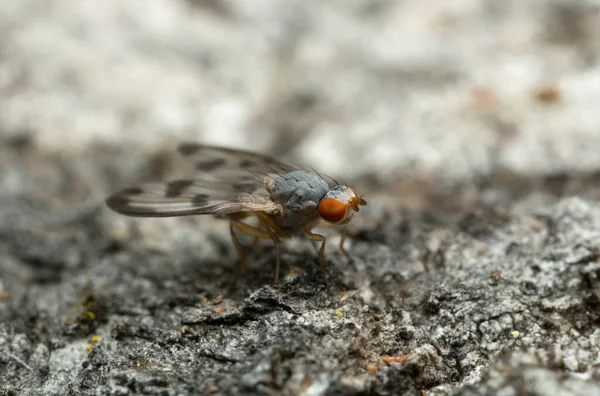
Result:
[1, 0, 599, 206]
[1, 3, 600, 394]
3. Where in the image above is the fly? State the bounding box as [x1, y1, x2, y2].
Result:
[105, 143, 367, 286]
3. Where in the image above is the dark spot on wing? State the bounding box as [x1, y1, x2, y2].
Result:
[121, 187, 144, 196]
[105, 186, 144, 213]
[239, 159, 255, 168]
[196, 158, 227, 171]
[105, 193, 132, 213]
[191, 194, 210, 205]
[233, 182, 257, 193]
[178, 143, 202, 155]
[165, 180, 195, 197]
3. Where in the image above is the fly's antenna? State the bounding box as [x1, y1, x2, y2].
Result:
[358, 191, 369, 206]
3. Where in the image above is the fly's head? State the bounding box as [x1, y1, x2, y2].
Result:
[318, 185, 367, 225]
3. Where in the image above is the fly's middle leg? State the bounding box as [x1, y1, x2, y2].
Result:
[303, 228, 328, 286]
[338, 228, 352, 261]
[253, 212, 289, 287]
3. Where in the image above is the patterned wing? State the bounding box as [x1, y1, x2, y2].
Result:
[177, 143, 297, 179]
[105, 144, 298, 217]
[105, 178, 281, 217]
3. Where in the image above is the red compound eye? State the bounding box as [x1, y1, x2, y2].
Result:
[318, 198, 347, 223]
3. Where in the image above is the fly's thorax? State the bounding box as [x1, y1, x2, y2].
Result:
[266, 170, 331, 211]
[263, 170, 331, 231]
[318, 185, 367, 224]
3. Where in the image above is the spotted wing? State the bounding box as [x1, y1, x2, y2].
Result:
[177, 143, 297, 180]
[105, 178, 281, 217]
[105, 144, 298, 217]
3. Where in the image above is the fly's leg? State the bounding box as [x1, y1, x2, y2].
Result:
[303, 228, 328, 286]
[251, 224, 265, 249]
[339, 228, 352, 261]
[230, 221, 279, 288]
[253, 212, 289, 286]
[259, 222, 282, 286]
[253, 212, 289, 239]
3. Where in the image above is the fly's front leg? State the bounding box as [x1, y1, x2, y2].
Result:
[303, 228, 328, 286]
[339, 227, 352, 261]
[230, 221, 279, 288]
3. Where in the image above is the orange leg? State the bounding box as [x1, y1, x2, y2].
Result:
[339, 228, 352, 261]
[253, 212, 289, 239]
[251, 223, 266, 249]
[230, 212, 290, 287]
[230, 220, 279, 287]
[253, 213, 290, 286]
[303, 228, 328, 286]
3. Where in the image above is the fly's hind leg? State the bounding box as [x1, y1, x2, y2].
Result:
[303, 229, 328, 286]
[230, 221, 279, 288]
